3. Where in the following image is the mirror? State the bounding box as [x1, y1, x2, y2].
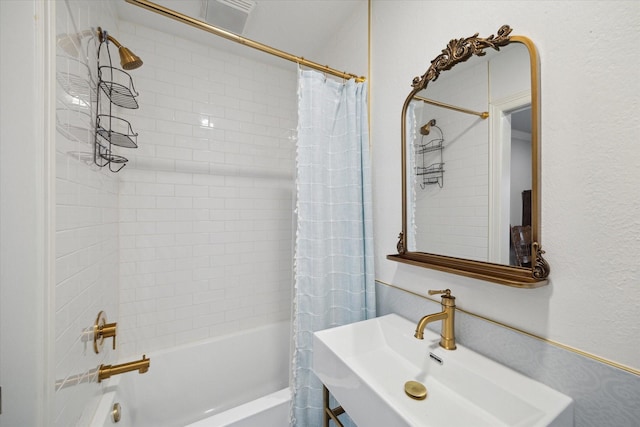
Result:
[388, 25, 549, 288]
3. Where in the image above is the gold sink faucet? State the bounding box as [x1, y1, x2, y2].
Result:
[415, 289, 456, 350]
[98, 354, 150, 382]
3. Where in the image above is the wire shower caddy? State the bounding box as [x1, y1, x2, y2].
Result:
[94, 29, 139, 172]
[415, 119, 445, 188]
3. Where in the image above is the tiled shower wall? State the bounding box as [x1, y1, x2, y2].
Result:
[55, 1, 120, 426]
[413, 58, 489, 261]
[116, 21, 297, 358]
[55, 3, 296, 424]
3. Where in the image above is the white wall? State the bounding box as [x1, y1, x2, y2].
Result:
[313, 0, 369, 79]
[371, 0, 640, 370]
[1, 1, 53, 425]
[115, 21, 296, 358]
[54, 1, 121, 425]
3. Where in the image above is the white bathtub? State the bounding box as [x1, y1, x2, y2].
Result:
[91, 321, 291, 427]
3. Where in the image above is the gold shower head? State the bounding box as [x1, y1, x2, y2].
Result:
[420, 119, 437, 136]
[117, 46, 143, 70]
[98, 28, 143, 70]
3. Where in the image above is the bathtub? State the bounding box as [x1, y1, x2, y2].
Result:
[90, 321, 291, 427]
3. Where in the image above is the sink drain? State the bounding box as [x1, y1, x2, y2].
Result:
[404, 380, 427, 400]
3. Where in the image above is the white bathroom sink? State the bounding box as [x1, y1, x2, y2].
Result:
[313, 314, 573, 427]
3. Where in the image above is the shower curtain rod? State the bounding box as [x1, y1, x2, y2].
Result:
[414, 95, 489, 119]
[124, 0, 366, 83]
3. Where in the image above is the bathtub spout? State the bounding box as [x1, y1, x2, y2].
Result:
[98, 354, 150, 382]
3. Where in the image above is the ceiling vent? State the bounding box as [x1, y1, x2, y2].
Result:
[203, 0, 256, 35]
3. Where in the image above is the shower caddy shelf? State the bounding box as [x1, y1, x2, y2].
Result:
[94, 31, 139, 172]
[415, 125, 445, 188]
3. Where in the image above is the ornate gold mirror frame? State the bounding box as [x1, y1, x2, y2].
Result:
[388, 25, 550, 288]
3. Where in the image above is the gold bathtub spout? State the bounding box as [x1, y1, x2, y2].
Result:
[415, 289, 457, 350]
[98, 354, 150, 382]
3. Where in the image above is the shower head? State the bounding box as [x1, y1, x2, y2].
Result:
[420, 119, 437, 136]
[98, 28, 143, 70]
[117, 46, 144, 70]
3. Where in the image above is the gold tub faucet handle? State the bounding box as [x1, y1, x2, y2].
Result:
[94, 311, 117, 353]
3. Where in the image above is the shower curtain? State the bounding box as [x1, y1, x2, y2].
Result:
[290, 70, 375, 426]
[407, 101, 418, 252]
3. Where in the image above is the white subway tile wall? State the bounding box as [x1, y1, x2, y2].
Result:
[55, 1, 120, 426]
[116, 21, 296, 358]
[413, 59, 489, 261]
[55, 2, 295, 424]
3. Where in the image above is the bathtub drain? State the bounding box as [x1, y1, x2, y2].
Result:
[112, 402, 122, 423]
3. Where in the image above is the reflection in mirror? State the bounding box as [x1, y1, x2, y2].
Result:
[504, 106, 532, 266]
[390, 26, 549, 288]
[408, 42, 531, 265]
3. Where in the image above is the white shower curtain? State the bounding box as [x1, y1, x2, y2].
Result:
[290, 70, 375, 426]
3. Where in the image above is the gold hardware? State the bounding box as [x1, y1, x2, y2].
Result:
[415, 289, 456, 350]
[419, 119, 437, 136]
[112, 402, 122, 423]
[396, 231, 405, 254]
[428, 289, 451, 297]
[322, 385, 345, 427]
[390, 25, 549, 288]
[97, 27, 143, 70]
[124, 0, 364, 82]
[98, 355, 150, 382]
[411, 25, 513, 91]
[404, 380, 427, 400]
[414, 96, 489, 119]
[94, 311, 117, 354]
